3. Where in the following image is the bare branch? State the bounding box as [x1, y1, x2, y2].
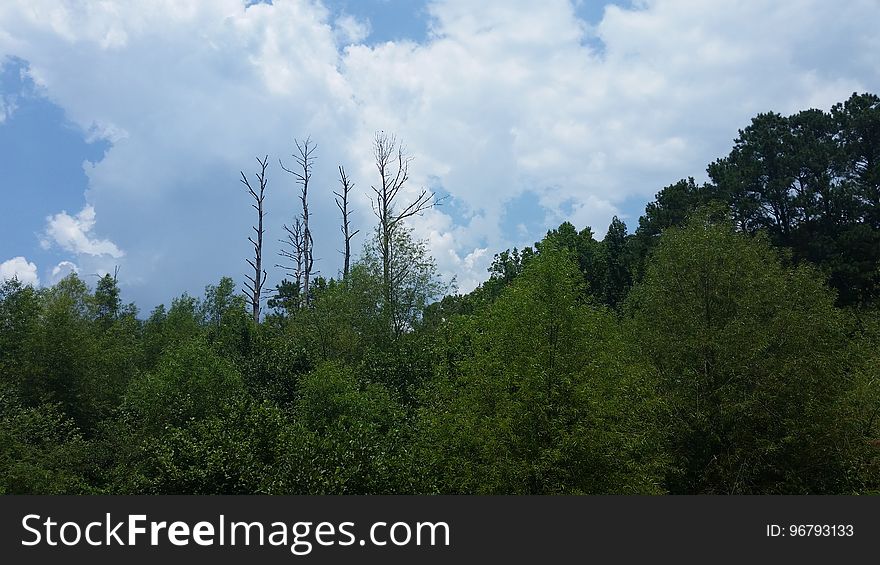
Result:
[242, 155, 269, 323]
[279, 137, 317, 307]
[368, 131, 439, 338]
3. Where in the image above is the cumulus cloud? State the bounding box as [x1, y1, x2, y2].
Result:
[0, 256, 39, 286]
[335, 14, 371, 45]
[0, 0, 877, 302]
[41, 205, 124, 258]
[50, 260, 79, 283]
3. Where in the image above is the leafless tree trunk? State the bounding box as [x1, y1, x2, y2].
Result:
[280, 137, 316, 307]
[241, 155, 269, 324]
[335, 165, 359, 280]
[370, 132, 436, 336]
[277, 216, 305, 298]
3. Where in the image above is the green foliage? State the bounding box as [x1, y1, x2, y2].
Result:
[363, 225, 448, 340]
[2, 91, 879, 495]
[92, 273, 121, 325]
[707, 93, 880, 306]
[240, 324, 312, 407]
[267, 278, 300, 315]
[119, 397, 295, 494]
[420, 246, 667, 494]
[122, 338, 244, 434]
[287, 363, 420, 494]
[630, 177, 724, 280]
[293, 265, 385, 364]
[601, 216, 632, 308]
[0, 386, 94, 494]
[627, 215, 872, 493]
[0, 279, 41, 391]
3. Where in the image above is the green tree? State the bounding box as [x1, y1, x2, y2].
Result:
[601, 216, 632, 308]
[0, 278, 41, 395]
[109, 339, 251, 493]
[708, 95, 880, 306]
[267, 278, 301, 316]
[420, 246, 666, 494]
[91, 273, 121, 325]
[286, 363, 420, 494]
[630, 178, 722, 279]
[627, 214, 869, 493]
[0, 388, 94, 494]
[362, 225, 446, 341]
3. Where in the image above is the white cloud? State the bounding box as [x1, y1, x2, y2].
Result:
[0, 97, 10, 123]
[1, 0, 878, 301]
[50, 260, 79, 283]
[41, 205, 124, 258]
[335, 14, 371, 45]
[0, 256, 39, 286]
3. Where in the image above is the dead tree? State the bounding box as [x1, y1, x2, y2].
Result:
[280, 138, 316, 307]
[370, 132, 436, 334]
[335, 165, 360, 280]
[241, 155, 270, 324]
[277, 216, 305, 297]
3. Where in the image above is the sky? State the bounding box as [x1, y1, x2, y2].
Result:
[1, 0, 879, 309]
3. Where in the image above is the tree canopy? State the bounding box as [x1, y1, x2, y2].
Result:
[3, 93, 880, 495]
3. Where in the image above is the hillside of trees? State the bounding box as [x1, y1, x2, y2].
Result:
[2, 92, 879, 495]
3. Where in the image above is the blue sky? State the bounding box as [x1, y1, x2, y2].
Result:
[1, 0, 878, 308]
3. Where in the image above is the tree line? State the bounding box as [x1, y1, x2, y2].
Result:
[1, 92, 879, 494]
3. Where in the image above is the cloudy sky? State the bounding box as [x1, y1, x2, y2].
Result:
[1, 0, 879, 309]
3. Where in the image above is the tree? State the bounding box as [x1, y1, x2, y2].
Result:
[24, 274, 95, 430]
[267, 278, 301, 316]
[202, 277, 253, 364]
[420, 246, 666, 494]
[630, 178, 723, 280]
[478, 246, 536, 303]
[0, 278, 41, 390]
[548, 223, 604, 299]
[363, 225, 445, 339]
[370, 132, 437, 336]
[277, 217, 306, 306]
[627, 213, 868, 493]
[280, 138, 316, 307]
[601, 216, 632, 308]
[707, 96, 880, 306]
[111, 338, 259, 493]
[241, 155, 270, 323]
[289, 363, 420, 494]
[832, 92, 880, 220]
[92, 271, 121, 325]
[0, 391, 94, 494]
[292, 266, 383, 365]
[335, 165, 360, 280]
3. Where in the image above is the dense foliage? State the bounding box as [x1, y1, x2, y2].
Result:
[2, 93, 879, 494]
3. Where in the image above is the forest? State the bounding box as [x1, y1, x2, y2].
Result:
[2, 92, 879, 495]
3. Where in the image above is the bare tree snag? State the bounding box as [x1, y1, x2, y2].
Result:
[335, 165, 360, 280]
[241, 155, 269, 324]
[277, 216, 305, 298]
[370, 131, 437, 336]
[280, 137, 316, 307]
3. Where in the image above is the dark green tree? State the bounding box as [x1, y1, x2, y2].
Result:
[420, 246, 666, 494]
[627, 214, 871, 493]
[601, 216, 632, 308]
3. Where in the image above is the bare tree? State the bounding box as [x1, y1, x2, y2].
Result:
[241, 155, 270, 324]
[335, 165, 360, 280]
[280, 138, 316, 307]
[277, 216, 305, 297]
[370, 131, 437, 334]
